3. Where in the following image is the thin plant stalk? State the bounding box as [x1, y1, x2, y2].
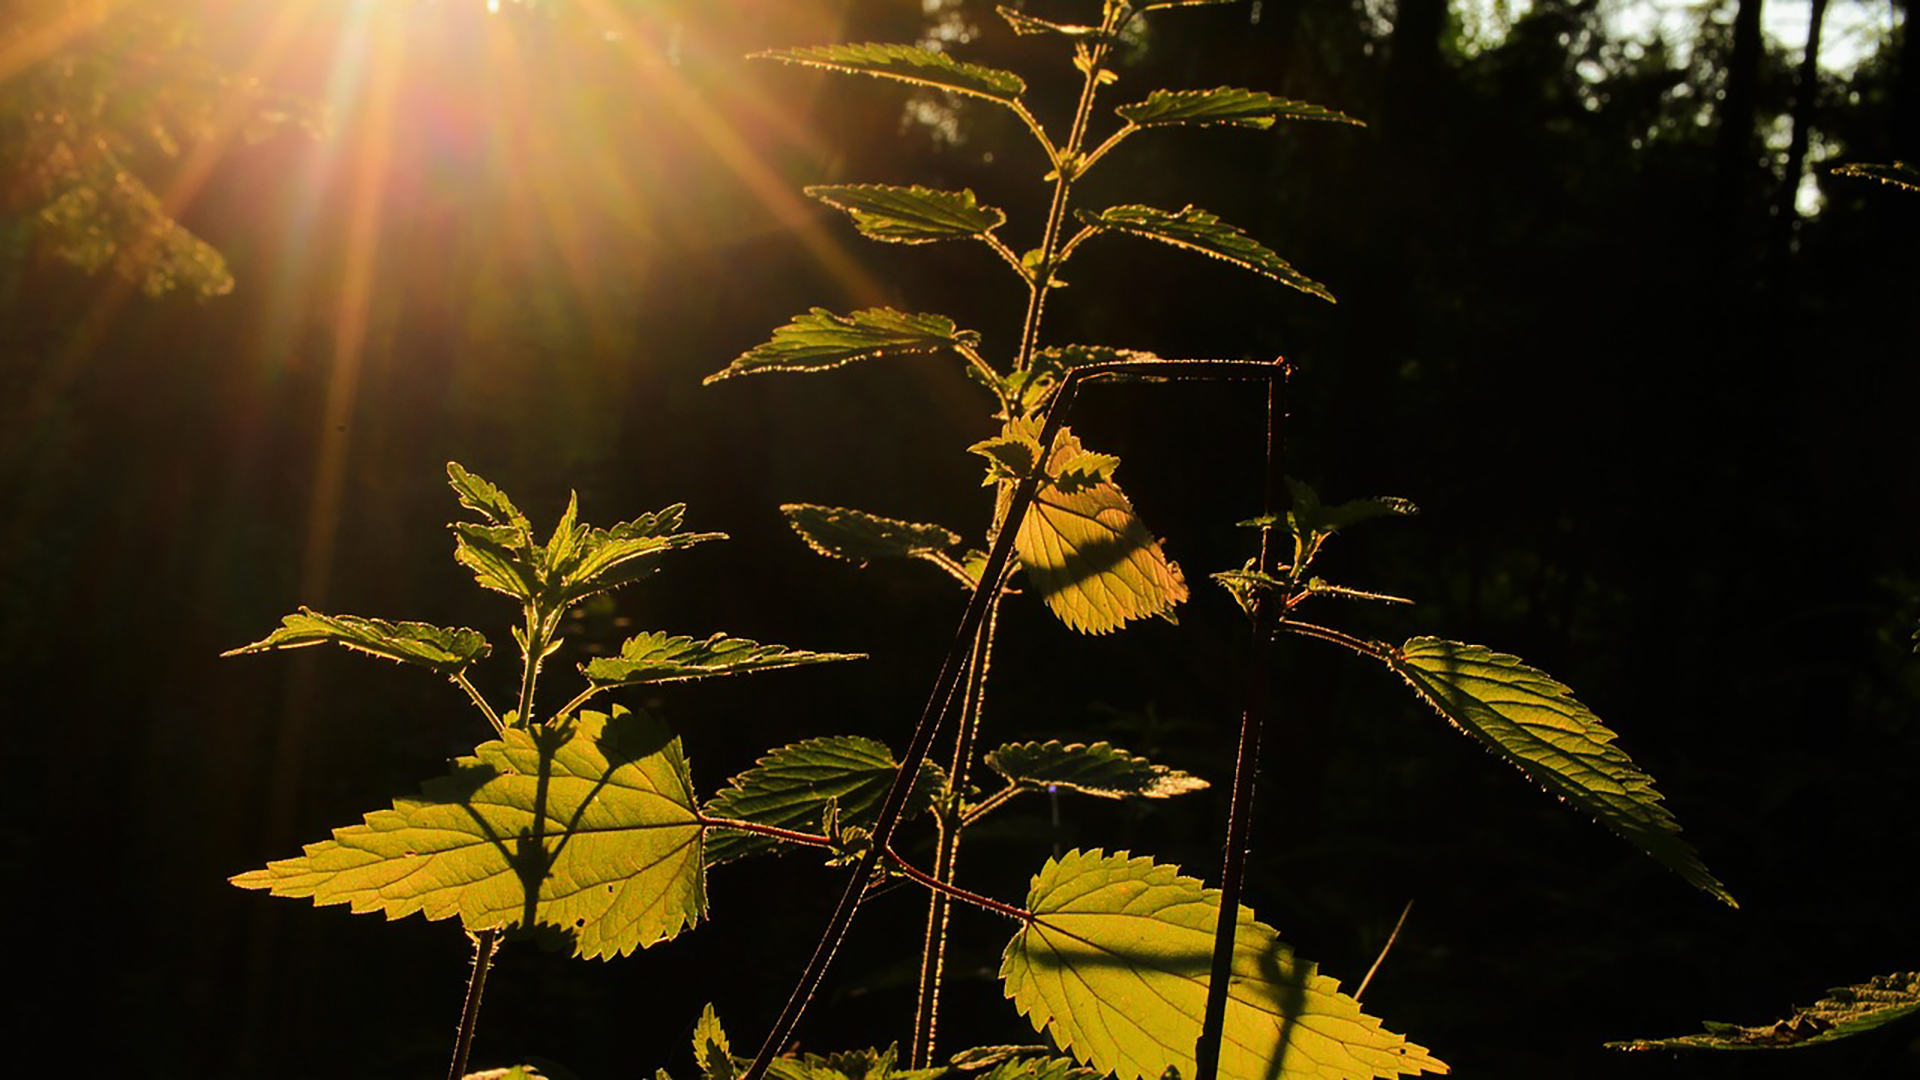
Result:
[447, 927, 500, 1080]
[1195, 363, 1289, 1080]
[911, 595, 1002, 1068]
[740, 360, 1275, 1080]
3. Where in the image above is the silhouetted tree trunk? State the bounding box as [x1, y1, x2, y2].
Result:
[1770, 0, 1828, 269]
[1383, 0, 1448, 135]
[1713, 0, 1766, 240]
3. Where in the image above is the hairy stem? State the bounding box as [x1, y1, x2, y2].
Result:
[739, 370, 1091, 1080]
[911, 597, 1001, 1068]
[452, 671, 505, 734]
[515, 606, 545, 728]
[1195, 362, 1289, 1080]
[1013, 19, 1120, 376]
[1278, 619, 1389, 660]
[446, 928, 499, 1080]
[887, 842, 1033, 923]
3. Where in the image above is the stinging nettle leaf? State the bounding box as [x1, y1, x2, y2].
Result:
[694, 1003, 735, 1080]
[1117, 88, 1362, 130]
[707, 308, 981, 384]
[703, 736, 946, 866]
[986, 740, 1208, 799]
[782, 504, 962, 567]
[1607, 971, 1920, 1051]
[1386, 638, 1735, 906]
[558, 505, 725, 606]
[1014, 427, 1188, 635]
[807, 184, 1008, 244]
[754, 44, 1026, 106]
[1077, 205, 1332, 302]
[223, 608, 489, 676]
[582, 631, 862, 689]
[231, 706, 705, 959]
[1003, 850, 1449, 1080]
[448, 461, 531, 530]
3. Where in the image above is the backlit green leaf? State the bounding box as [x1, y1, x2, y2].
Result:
[223, 608, 489, 676]
[1002, 850, 1448, 1080]
[231, 706, 705, 959]
[782, 504, 963, 566]
[986, 740, 1208, 798]
[1076, 205, 1332, 301]
[978, 1057, 1099, 1080]
[1607, 971, 1920, 1051]
[695, 1003, 734, 1080]
[446, 466, 719, 606]
[1386, 638, 1734, 906]
[755, 44, 1026, 106]
[707, 308, 981, 383]
[454, 521, 542, 602]
[582, 632, 862, 689]
[1117, 88, 1361, 130]
[1015, 428, 1188, 634]
[448, 461, 531, 530]
[764, 1045, 941, 1080]
[557, 509, 725, 606]
[808, 184, 1007, 243]
[703, 736, 946, 866]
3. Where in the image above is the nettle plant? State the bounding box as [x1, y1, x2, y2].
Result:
[232, 3, 1740, 1079]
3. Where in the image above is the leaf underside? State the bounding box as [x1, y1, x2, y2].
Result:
[1016, 428, 1188, 634]
[583, 631, 862, 689]
[807, 184, 1007, 243]
[1077, 204, 1332, 301]
[232, 707, 705, 959]
[754, 43, 1026, 105]
[703, 735, 945, 865]
[781, 503, 962, 566]
[707, 308, 979, 383]
[1607, 971, 1920, 1051]
[223, 607, 489, 676]
[986, 740, 1208, 799]
[1003, 850, 1449, 1080]
[1117, 88, 1361, 130]
[1386, 638, 1734, 906]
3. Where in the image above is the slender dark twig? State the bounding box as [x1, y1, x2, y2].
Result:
[447, 927, 499, 1080]
[1195, 359, 1289, 1080]
[740, 358, 1267, 1080]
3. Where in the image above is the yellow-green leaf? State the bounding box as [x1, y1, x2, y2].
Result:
[231, 707, 705, 959]
[707, 308, 980, 384]
[1117, 88, 1362, 130]
[223, 608, 489, 676]
[755, 43, 1026, 106]
[986, 740, 1207, 799]
[582, 631, 862, 689]
[1014, 428, 1187, 635]
[807, 184, 1007, 244]
[1002, 850, 1448, 1080]
[1387, 638, 1735, 906]
[1076, 205, 1332, 301]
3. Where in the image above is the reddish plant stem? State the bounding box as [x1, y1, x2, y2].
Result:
[739, 360, 1277, 1080]
[1195, 360, 1289, 1080]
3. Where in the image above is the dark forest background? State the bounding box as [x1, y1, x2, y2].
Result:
[2, 0, 1916, 1075]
